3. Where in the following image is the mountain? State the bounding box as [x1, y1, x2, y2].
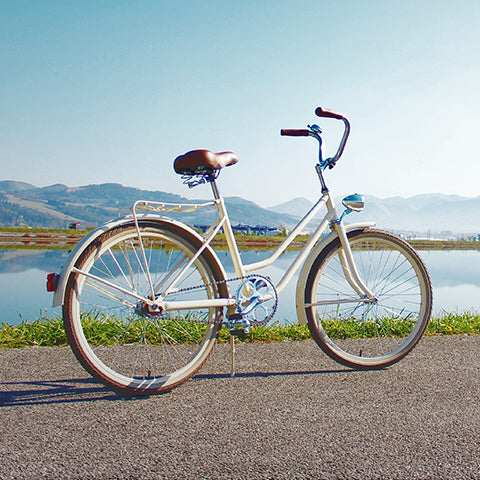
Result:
[269, 194, 480, 236]
[353, 194, 480, 235]
[0, 182, 299, 230]
[0, 181, 38, 193]
[1, 181, 480, 236]
[268, 198, 314, 217]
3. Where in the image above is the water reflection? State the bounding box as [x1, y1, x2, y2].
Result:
[420, 250, 480, 313]
[0, 249, 69, 274]
[0, 250, 69, 325]
[1, 248, 479, 326]
[421, 250, 480, 287]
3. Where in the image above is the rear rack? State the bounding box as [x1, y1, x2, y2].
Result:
[132, 199, 217, 215]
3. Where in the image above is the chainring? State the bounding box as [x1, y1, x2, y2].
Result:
[235, 275, 278, 326]
[145, 274, 278, 326]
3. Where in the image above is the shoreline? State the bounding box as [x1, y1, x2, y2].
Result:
[2, 312, 480, 348]
[1, 228, 480, 250]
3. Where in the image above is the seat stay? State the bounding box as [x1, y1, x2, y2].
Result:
[159, 214, 228, 297]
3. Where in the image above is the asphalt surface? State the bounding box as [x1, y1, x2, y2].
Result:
[1, 335, 480, 480]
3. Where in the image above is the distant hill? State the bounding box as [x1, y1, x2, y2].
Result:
[268, 198, 314, 217]
[1, 181, 479, 236]
[0, 182, 299, 230]
[270, 194, 480, 237]
[356, 194, 480, 236]
[0, 181, 38, 193]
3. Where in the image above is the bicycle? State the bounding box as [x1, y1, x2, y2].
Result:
[47, 107, 432, 396]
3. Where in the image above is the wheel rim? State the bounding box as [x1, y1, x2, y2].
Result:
[64, 225, 224, 392]
[307, 232, 431, 367]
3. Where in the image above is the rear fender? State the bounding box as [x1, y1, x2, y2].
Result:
[295, 222, 375, 325]
[52, 215, 227, 307]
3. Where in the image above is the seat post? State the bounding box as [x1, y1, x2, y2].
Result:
[209, 178, 239, 377]
[210, 177, 221, 201]
[210, 177, 245, 278]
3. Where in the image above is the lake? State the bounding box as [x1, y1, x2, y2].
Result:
[1, 248, 479, 326]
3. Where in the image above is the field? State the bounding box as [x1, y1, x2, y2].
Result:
[1, 311, 480, 348]
[1, 227, 480, 251]
[1, 227, 479, 347]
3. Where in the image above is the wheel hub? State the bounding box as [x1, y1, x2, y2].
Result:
[135, 299, 164, 318]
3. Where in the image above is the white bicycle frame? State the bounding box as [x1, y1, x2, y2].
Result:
[122, 164, 376, 315]
[52, 112, 377, 320]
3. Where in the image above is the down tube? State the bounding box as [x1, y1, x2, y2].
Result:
[275, 214, 332, 294]
[244, 195, 330, 274]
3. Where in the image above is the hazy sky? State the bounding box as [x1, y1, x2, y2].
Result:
[1, 1, 479, 207]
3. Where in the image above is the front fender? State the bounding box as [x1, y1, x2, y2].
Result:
[295, 222, 375, 325]
[52, 214, 226, 307]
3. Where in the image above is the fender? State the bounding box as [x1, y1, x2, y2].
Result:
[52, 214, 227, 307]
[295, 222, 375, 325]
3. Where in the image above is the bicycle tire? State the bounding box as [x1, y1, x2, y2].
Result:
[63, 220, 228, 395]
[304, 229, 432, 369]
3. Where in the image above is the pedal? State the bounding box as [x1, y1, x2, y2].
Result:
[230, 329, 247, 337]
[226, 313, 250, 335]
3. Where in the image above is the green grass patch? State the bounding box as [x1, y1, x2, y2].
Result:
[426, 310, 480, 335]
[2, 311, 480, 348]
[79, 312, 213, 345]
[0, 317, 67, 348]
[315, 316, 418, 339]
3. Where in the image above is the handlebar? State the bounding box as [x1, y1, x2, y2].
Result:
[280, 129, 310, 137]
[315, 106, 345, 120]
[281, 107, 351, 169]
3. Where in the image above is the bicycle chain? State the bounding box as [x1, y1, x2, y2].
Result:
[158, 274, 278, 326]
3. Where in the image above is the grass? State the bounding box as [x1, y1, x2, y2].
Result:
[426, 310, 480, 335]
[1, 311, 480, 348]
[0, 317, 67, 348]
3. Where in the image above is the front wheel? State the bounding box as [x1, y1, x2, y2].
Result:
[304, 229, 432, 369]
[63, 221, 228, 395]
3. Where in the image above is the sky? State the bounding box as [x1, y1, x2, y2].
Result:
[1, 0, 479, 208]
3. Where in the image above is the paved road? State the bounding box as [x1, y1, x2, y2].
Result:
[1, 336, 480, 479]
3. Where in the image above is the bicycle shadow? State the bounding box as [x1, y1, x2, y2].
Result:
[0, 367, 353, 407]
[193, 367, 352, 380]
[0, 378, 125, 407]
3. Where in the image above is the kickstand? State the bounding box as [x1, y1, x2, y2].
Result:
[229, 334, 236, 377]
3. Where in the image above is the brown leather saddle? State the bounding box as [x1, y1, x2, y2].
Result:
[174, 149, 238, 176]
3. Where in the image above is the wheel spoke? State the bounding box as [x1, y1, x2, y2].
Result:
[63, 222, 227, 395]
[305, 230, 432, 369]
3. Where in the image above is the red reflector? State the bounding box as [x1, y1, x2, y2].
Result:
[46, 273, 59, 292]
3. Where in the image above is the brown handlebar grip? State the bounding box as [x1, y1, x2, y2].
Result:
[315, 107, 344, 120]
[280, 129, 310, 136]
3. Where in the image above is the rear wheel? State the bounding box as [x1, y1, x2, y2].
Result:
[63, 221, 228, 395]
[304, 229, 432, 369]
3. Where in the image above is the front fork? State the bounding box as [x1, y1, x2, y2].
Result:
[317, 161, 376, 304]
[333, 221, 377, 302]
